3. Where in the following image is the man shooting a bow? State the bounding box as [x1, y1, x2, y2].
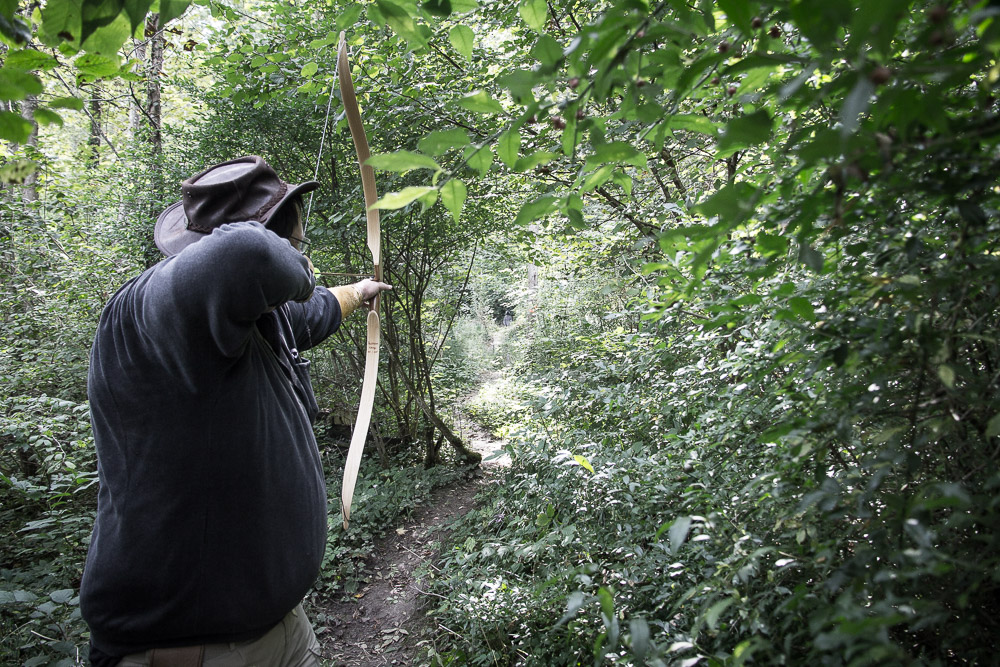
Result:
[81, 156, 391, 666]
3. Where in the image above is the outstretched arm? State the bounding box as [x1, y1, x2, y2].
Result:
[329, 279, 392, 319]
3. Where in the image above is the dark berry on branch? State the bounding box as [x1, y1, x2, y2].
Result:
[869, 66, 891, 85]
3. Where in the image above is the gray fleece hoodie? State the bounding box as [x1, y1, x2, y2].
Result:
[81, 221, 341, 661]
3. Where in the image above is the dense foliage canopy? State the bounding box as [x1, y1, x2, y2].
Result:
[3, 0, 999, 664]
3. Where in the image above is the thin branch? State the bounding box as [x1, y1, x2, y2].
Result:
[49, 70, 121, 159]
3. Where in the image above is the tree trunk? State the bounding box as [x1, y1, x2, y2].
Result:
[19, 94, 38, 203]
[146, 15, 164, 162]
[88, 83, 102, 162]
[129, 39, 148, 138]
[144, 15, 165, 266]
[383, 342, 481, 466]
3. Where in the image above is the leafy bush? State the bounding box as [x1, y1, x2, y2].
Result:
[464, 374, 535, 438]
[1, 395, 97, 666]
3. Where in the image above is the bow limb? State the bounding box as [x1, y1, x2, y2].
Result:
[338, 31, 382, 530]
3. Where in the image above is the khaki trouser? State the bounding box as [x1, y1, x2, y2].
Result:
[117, 604, 322, 667]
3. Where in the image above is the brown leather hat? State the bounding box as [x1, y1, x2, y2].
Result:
[154, 156, 319, 256]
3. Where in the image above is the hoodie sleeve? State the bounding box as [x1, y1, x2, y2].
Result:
[141, 222, 315, 357]
[284, 287, 343, 352]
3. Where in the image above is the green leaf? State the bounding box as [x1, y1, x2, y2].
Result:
[629, 618, 650, 662]
[519, 0, 546, 32]
[717, 110, 773, 158]
[531, 34, 562, 66]
[449, 0, 478, 11]
[938, 364, 956, 389]
[986, 413, 1000, 438]
[736, 65, 779, 96]
[0, 67, 43, 101]
[336, 5, 364, 30]
[75, 53, 121, 78]
[799, 242, 825, 273]
[611, 170, 632, 196]
[33, 107, 63, 127]
[561, 113, 577, 156]
[668, 114, 720, 135]
[459, 90, 504, 114]
[418, 128, 469, 156]
[556, 591, 587, 627]
[376, 0, 427, 48]
[694, 181, 758, 224]
[440, 179, 467, 223]
[3, 49, 59, 71]
[121, 0, 155, 33]
[598, 586, 615, 622]
[0, 14, 31, 45]
[669, 516, 692, 554]
[157, 0, 192, 25]
[841, 76, 875, 137]
[498, 129, 521, 168]
[422, 0, 451, 17]
[718, 0, 752, 35]
[464, 144, 493, 176]
[788, 297, 814, 321]
[585, 141, 647, 170]
[581, 164, 614, 192]
[514, 195, 559, 226]
[48, 96, 85, 110]
[40, 0, 82, 45]
[705, 598, 734, 631]
[80, 13, 131, 55]
[566, 208, 585, 230]
[513, 150, 557, 172]
[755, 234, 788, 256]
[790, 0, 851, 51]
[598, 587, 619, 647]
[77, 0, 125, 47]
[365, 150, 441, 174]
[499, 69, 538, 103]
[573, 454, 594, 473]
[300, 61, 318, 77]
[0, 110, 33, 143]
[449, 24, 474, 61]
[49, 589, 75, 604]
[371, 186, 438, 210]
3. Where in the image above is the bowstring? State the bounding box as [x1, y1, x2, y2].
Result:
[304, 53, 340, 237]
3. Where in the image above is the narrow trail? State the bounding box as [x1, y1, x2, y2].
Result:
[317, 415, 508, 666]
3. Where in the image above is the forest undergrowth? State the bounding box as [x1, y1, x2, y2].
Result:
[421, 297, 1000, 666]
[4, 0, 1000, 665]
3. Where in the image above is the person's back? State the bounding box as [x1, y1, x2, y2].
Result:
[82, 221, 336, 658]
[81, 157, 390, 667]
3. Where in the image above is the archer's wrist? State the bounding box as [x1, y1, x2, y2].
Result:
[330, 285, 363, 317]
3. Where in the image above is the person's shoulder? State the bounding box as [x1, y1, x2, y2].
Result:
[172, 221, 281, 266]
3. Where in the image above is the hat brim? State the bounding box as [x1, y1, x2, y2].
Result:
[261, 180, 320, 227]
[154, 179, 320, 257]
[154, 201, 198, 257]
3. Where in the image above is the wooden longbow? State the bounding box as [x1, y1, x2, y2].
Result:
[337, 31, 381, 530]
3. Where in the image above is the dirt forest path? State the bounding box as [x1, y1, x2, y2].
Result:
[317, 414, 508, 666]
